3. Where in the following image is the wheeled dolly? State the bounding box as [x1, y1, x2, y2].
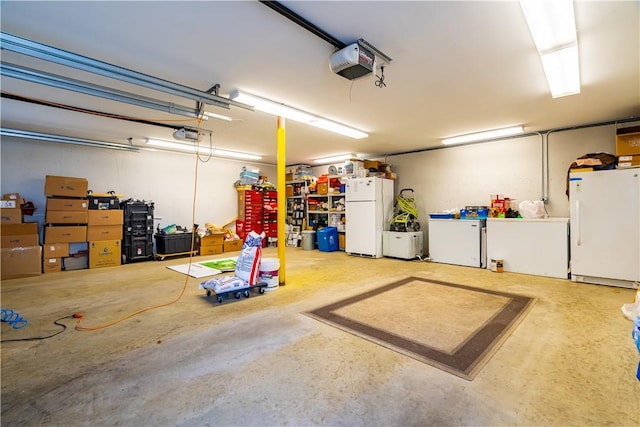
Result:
[205, 282, 268, 303]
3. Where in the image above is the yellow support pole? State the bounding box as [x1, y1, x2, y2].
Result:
[277, 116, 286, 285]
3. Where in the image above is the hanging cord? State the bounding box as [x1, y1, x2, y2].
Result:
[2, 312, 74, 343]
[375, 66, 387, 88]
[76, 119, 204, 332]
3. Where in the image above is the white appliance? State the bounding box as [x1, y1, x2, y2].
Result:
[486, 218, 569, 278]
[428, 219, 486, 268]
[345, 177, 394, 258]
[570, 168, 640, 289]
[383, 231, 424, 260]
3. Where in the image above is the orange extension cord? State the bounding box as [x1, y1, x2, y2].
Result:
[75, 119, 206, 331]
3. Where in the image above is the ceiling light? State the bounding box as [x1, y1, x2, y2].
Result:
[145, 138, 261, 160]
[441, 126, 525, 145]
[230, 91, 368, 139]
[202, 111, 233, 122]
[313, 153, 357, 164]
[520, 0, 580, 98]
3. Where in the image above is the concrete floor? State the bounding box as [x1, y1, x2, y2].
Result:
[1, 247, 639, 426]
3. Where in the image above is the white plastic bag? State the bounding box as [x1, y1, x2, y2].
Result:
[234, 231, 265, 285]
[622, 290, 640, 321]
[518, 200, 546, 218]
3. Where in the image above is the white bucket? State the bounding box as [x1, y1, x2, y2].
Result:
[259, 257, 280, 290]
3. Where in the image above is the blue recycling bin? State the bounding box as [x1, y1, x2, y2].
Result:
[317, 227, 339, 252]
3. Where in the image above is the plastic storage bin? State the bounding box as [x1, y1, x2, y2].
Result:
[317, 227, 339, 252]
[155, 232, 194, 254]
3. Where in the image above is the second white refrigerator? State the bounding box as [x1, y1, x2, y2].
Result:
[345, 177, 394, 258]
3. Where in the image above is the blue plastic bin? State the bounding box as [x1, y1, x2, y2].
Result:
[317, 227, 339, 252]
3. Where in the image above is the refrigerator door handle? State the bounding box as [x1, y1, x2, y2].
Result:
[576, 200, 581, 246]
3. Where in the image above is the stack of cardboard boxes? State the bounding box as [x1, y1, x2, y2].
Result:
[87, 198, 123, 268]
[43, 175, 90, 272]
[199, 232, 225, 255]
[1, 193, 41, 280]
[616, 127, 640, 168]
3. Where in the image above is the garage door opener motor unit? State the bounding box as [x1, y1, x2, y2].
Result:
[330, 39, 379, 81]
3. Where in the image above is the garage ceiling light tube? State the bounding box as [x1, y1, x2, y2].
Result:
[230, 91, 368, 139]
[145, 138, 261, 160]
[520, 0, 580, 98]
[441, 126, 525, 145]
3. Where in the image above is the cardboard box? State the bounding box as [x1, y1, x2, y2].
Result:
[44, 225, 87, 244]
[201, 233, 225, 246]
[363, 160, 381, 170]
[3, 193, 25, 207]
[317, 182, 328, 195]
[46, 197, 88, 211]
[44, 175, 88, 198]
[63, 254, 88, 271]
[618, 154, 640, 168]
[616, 131, 640, 156]
[1, 245, 42, 280]
[43, 242, 70, 258]
[223, 239, 243, 252]
[89, 240, 122, 269]
[86, 225, 123, 241]
[43, 257, 62, 274]
[88, 209, 124, 226]
[1, 208, 22, 224]
[200, 244, 223, 255]
[45, 210, 88, 224]
[1, 223, 39, 248]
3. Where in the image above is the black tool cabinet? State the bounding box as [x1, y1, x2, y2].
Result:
[120, 199, 154, 263]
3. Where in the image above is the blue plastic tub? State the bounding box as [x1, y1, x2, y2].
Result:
[317, 227, 339, 252]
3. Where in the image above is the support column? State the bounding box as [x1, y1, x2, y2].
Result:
[277, 116, 286, 285]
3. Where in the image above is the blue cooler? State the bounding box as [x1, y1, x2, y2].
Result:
[317, 227, 339, 252]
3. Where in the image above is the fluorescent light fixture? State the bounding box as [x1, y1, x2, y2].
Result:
[230, 91, 368, 139]
[202, 111, 233, 122]
[441, 126, 525, 145]
[520, 0, 580, 98]
[145, 138, 261, 160]
[540, 45, 580, 98]
[313, 153, 357, 164]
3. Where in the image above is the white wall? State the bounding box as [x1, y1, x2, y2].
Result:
[388, 123, 626, 226]
[1, 121, 634, 244]
[0, 137, 276, 235]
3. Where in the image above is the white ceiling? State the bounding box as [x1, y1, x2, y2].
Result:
[1, 1, 638, 165]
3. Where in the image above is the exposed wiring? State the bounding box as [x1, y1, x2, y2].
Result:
[375, 66, 387, 88]
[2, 313, 74, 343]
[75, 118, 203, 332]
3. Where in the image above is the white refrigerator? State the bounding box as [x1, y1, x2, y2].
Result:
[345, 177, 394, 258]
[569, 168, 640, 289]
